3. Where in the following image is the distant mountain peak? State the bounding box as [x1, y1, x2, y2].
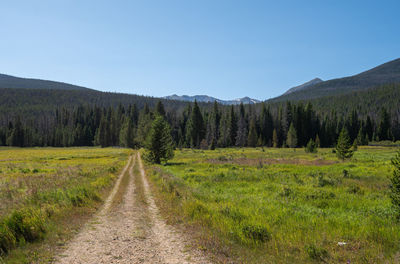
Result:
[163, 94, 261, 105]
[283, 78, 323, 95]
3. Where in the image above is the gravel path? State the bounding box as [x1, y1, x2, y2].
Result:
[55, 153, 210, 264]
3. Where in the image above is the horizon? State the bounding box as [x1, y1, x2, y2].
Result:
[1, 1, 400, 100]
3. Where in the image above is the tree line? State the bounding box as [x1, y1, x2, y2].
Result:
[0, 98, 398, 149]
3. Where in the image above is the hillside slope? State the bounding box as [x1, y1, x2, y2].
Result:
[273, 58, 400, 101]
[0, 73, 92, 91]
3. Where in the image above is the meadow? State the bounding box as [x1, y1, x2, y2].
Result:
[0, 147, 130, 263]
[148, 147, 400, 263]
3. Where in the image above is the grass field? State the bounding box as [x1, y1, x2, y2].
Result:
[0, 147, 131, 263]
[148, 147, 400, 263]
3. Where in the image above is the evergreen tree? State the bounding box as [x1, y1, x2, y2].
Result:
[144, 116, 174, 164]
[286, 122, 297, 148]
[206, 101, 220, 146]
[247, 118, 258, 147]
[218, 112, 230, 147]
[336, 127, 354, 160]
[119, 117, 135, 148]
[272, 129, 279, 148]
[235, 103, 247, 147]
[315, 134, 321, 147]
[365, 116, 374, 141]
[155, 101, 166, 117]
[228, 105, 237, 146]
[186, 100, 205, 148]
[260, 104, 273, 146]
[378, 108, 392, 141]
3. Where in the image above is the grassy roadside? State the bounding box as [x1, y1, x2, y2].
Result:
[0, 147, 131, 263]
[145, 147, 400, 263]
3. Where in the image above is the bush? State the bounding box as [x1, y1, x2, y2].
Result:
[6, 208, 46, 243]
[305, 139, 318, 153]
[0, 222, 16, 255]
[242, 224, 271, 243]
[317, 174, 335, 187]
[305, 244, 329, 261]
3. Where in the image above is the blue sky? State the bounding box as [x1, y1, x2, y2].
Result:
[1, 0, 399, 100]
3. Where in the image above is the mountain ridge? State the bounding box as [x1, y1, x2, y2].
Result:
[0, 73, 92, 91]
[283, 78, 323, 95]
[272, 58, 400, 101]
[163, 94, 261, 105]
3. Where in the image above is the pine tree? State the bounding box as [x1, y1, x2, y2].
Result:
[206, 101, 220, 146]
[235, 103, 247, 147]
[390, 151, 400, 218]
[315, 134, 321, 147]
[119, 117, 134, 148]
[247, 118, 258, 147]
[229, 106, 237, 146]
[286, 123, 297, 148]
[378, 108, 392, 141]
[260, 104, 273, 146]
[186, 100, 205, 148]
[365, 116, 373, 141]
[144, 116, 174, 164]
[272, 129, 279, 148]
[336, 127, 354, 160]
[155, 101, 166, 117]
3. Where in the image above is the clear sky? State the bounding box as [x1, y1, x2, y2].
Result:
[1, 0, 399, 100]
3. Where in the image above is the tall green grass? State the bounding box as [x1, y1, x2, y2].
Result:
[148, 147, 400, 263]
[0, 147, 130, 259]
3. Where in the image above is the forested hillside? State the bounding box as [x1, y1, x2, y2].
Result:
[273, 58, 400, 101]
[0, 73, 91, 91]
[0, 68, 399, 149]
[1, 93, 398, 149]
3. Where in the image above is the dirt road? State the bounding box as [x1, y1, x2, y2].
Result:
[56, 153, 210, 264]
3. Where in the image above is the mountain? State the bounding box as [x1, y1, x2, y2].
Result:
[0, 73, 91, 91]
[164, 94, 260, 105]
[283, 78, 323, 95]
[272, 58, 400, 102]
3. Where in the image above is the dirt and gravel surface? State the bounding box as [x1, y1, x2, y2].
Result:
[55, 153, 211, 264]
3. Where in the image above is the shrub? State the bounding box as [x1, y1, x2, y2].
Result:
[242, 224, 271, 243]
[6, 208, 46, 243]
[0, 222, 16, 255]
[220, 206, 245, 222]
[305, 139, 318, 153]
[305, 244, 329, 261]
[317, 174, 335, 187]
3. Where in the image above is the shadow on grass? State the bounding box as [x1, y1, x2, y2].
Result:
[164, 162, 185, 166]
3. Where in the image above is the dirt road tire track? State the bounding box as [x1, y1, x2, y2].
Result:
[55, 153, 210, 264]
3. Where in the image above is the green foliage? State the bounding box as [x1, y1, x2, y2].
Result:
[0, 147, 129, 258]
[336, 127, 354, 160]
[287, 122, 297, 148]
[390, 151, 400, 218]
[149, 147, 400, 263]
[305, 244, 329, 261]
[144, 116, 174, 164]
[119, 117, 134, 148]
[186, 101, 205, 148]
[305, 139, 318, 153]
[247, 118, 258, 147]
[242, 224, 271, 243]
